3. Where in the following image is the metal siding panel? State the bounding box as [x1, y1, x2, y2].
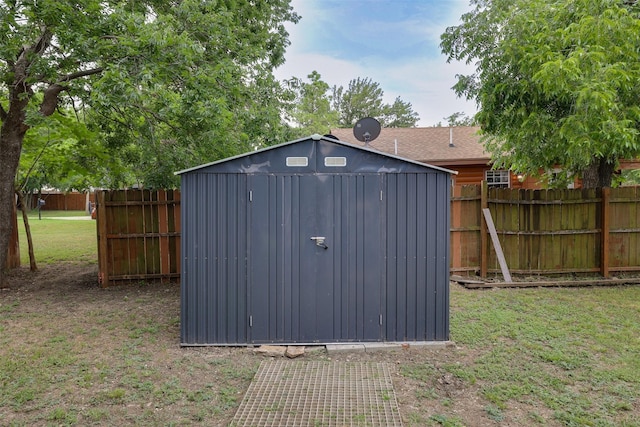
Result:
[339, 176, 354, 339]
[405, 174, 418, 340]
[415, 174, 428, 340]
[180, 175, 193, 344]
[224, 175, 240, 343]
[347, 176, 359, 339]
[225, 176, 236, 342]
[332, 176, 344, 340]
[196, 174, 210, 344]
[315, 175, 335, 341]
[282, 176, 293, 342]
[384, 175, 398, 341]
[380, 175, 388, 341]
[267, 176, 277, 340]
[235, 174, 248, 343]
[363, 174, 383, 341]
[355, 176, 365, 339]
[299, 175, 318, 341]
[435, 173, 451, 340]
[188, 175, 201, 344]
[215, 175, 226, 342]
[290, 176, 301, 341]
[424, 174, 438, 341]
[209, 175, 222, 343]
[396, 174, 408, 340]
[269, 176, 285, 342]
[249, 176, 271, 342]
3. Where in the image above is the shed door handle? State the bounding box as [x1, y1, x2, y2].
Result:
[310, 236, 328, 250]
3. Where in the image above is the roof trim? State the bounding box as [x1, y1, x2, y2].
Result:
[175, 135, 458, 175]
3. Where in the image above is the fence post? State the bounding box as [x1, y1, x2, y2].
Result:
[601, 187, 610, 278]
[158, 190, 170, 283]
[96, 190, 110, 287]
[480, 181, 488, 278]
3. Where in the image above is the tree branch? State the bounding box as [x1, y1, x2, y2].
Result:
[59, 67, 104, 83]
[39, 67, 104, 116]
[40, 84, 66, 116]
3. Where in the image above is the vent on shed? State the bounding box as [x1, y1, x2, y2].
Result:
[324, 157, 347, 167]
[286, 157, 308, 167]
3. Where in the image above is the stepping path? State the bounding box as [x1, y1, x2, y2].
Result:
[232, 360, 403, 426]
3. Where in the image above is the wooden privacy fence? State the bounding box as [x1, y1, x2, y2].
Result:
[95, 189, 180, 287]
[451, 184, 640, 278]
[95, 186, 640, 286]
[30, 192, 94, 211]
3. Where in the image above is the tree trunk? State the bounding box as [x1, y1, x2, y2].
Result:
[581, 157, 616, 189]
[0, 99, 29, 286]
[0, 140, 21, 285]
[0, 29, 56, 285]
[16, 191, 37, 271]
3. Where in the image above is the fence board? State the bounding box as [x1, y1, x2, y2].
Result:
[609, 186, 640, 271]
[451, 184, 640, 278]
[96, 189, 180, 287]
[30, 192, 93, 211]
[450, 185, 481, 274]
[95, 185, 640, 285]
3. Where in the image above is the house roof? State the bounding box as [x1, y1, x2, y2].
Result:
[330, 126, 491, 166]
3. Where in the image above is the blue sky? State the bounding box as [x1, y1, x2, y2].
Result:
[274, 0, 477, 126]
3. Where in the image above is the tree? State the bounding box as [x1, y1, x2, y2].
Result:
[286, 73, 419, 132]
[443, 112, 475, 127]
[18, 109, 109, 195]
[288, 71, 339, 136]
[332, 77, 419, 128]
[332, 77, 386, 127]
[383, 97, 420, 128]
[441, 0, 640, 188]
[0, 0, 299, 283]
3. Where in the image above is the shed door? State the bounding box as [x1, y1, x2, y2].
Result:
[248, 174, 384, 343]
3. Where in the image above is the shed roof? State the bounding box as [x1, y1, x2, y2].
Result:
[330, 126, 490, 166]
[175, 134, 457, 175]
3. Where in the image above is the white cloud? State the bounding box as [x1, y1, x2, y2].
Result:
[275, 0, 478, 126]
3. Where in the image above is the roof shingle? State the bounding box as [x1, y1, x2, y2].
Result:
[330, 126, 490, 166]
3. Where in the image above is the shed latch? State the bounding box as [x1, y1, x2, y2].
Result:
[310, 236, 328, 250]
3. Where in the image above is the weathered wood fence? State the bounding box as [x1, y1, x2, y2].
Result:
[451, 184, 640, 277]
[94, 186, 640, 286]
[30, 192, 94, 211]
[95, 189, 180, 287]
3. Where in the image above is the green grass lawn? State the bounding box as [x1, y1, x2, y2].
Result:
[17, 210, 97, 265]
[26, 209, 89, 218]
[441, 285, 640, 426]
[4, 212, 639, 426]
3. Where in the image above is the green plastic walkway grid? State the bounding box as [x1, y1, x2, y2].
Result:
[231, 360, 403, 426]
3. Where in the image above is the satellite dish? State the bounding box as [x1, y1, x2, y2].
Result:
[353, 117, 381, 144]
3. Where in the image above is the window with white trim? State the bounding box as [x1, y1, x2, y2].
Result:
[485, 170, 510, 188]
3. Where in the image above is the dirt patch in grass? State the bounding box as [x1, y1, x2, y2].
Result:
[2, 263, 638, 426]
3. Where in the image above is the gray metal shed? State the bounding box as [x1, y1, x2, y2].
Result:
[177, 134, 453, 346]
